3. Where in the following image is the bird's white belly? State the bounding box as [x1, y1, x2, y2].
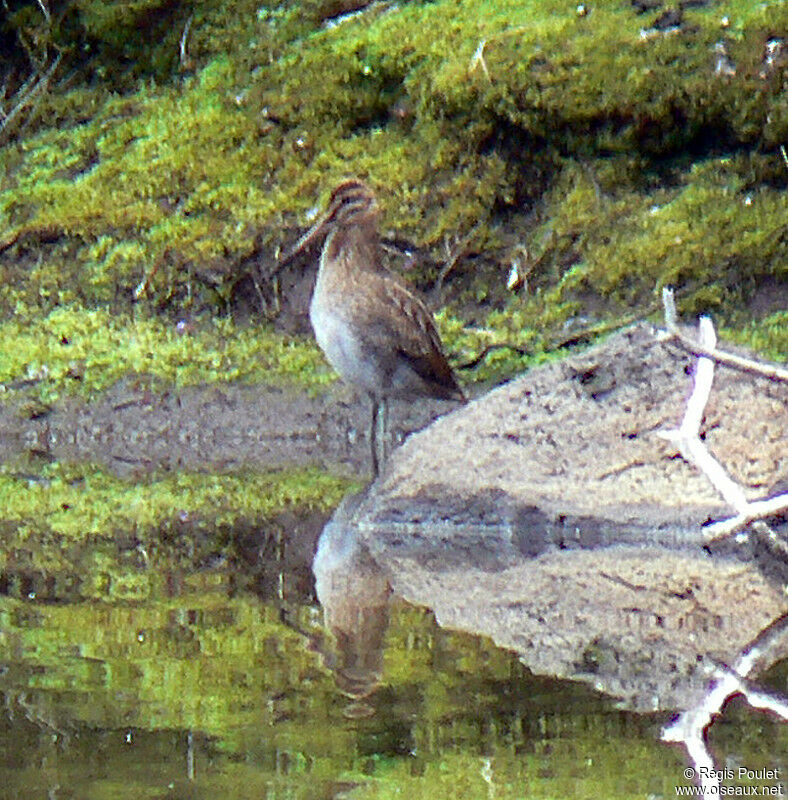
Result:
[310, 297, 381, 396]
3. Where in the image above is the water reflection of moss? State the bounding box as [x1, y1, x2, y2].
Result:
[0, 594, 783, 799]
[0, 462, 353, 580]
[0, 580, 328, 734]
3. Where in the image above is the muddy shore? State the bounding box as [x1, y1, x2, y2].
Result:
[0, 375, 461, 479]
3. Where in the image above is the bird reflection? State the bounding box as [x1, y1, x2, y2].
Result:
[313, 490, 391, 715]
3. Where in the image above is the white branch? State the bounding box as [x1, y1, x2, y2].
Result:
[704, 494, 788, 539]
[662, 616, 788, 792]
[657, 289, 787, 788]
[179, 14, 194, 67]
[468, 27, 528, 83]
[468, 39, 491, 82]
[658, 288, 788, 383]
[657, 288, 788, 542]
[684, 316, 716, 432]
[35, 0, 50, 24]
[657, 307, 747, 513]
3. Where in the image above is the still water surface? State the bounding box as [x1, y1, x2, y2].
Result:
[0, 499, 784, 799]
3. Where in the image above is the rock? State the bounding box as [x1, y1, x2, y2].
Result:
[338, 322, 787, 710]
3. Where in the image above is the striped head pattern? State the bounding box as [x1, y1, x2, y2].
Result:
[282, 179, 378, 264]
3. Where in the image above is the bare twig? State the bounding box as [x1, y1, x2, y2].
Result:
[657, 288, 788, 383]
[0, 70, 37, 123]
[704, 496, 788, 540]
[468, 27, 528, 83]
[179, 13, 194, 69]
[0, 224, 63, 255]
[656, 288, 788, 542]
[657, 310, 747, 509]
[434, 224, 480, 295]
[662, 615, 788, 793]
[35, 0, 50, 24]
[134, 257, 164, 300]
[468, 39, 492, 82]
[0, 51, 61, 143]
[456, 342, 529, 371]
[712, 657, 788, 718]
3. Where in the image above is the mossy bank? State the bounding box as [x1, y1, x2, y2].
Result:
[0, 0, 786, 403]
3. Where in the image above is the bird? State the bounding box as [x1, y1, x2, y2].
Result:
[282, 179, 466, 477]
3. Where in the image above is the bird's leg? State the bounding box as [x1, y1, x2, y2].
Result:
[370, 397, 381, 478]
[369, 396, 389, 479]
[377, 397, 389, 470]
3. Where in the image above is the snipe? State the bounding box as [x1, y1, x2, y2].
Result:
[284, 179, 466, 476]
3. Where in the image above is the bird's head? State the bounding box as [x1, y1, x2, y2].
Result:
[281, 179, 379, 265]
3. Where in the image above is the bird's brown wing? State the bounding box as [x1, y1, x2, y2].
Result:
[350, 274, 465, 401]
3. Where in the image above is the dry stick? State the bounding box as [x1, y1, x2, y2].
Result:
[468, 27, 528, 83]
[0, 69, 37, 122]
[179, 13, 194, 68]
[0, 71, 41, 133]
[662, 615, 788, 794]
[656, 288, 788, 542]
[659, 322, 788, 796]
[456, 342, 528, 371]
[0, 52, 61, 142]
[434, 223, 481, 295]
[15, 58, 59, 139]
[657, 290, 788, 383]
[35, 0, 50, 23]
[0, 223, 64, 255]
[2, 0, 55, 132]
[705, 495, 788, 541]
[656, 298, 746, 508]
[468, 39, 492, 82]
[134, 257, 164, 300]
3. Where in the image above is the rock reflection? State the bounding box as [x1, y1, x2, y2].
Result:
[313, 490, 391, 714]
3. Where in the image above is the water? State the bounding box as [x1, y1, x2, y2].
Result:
[0, 496, 784, 799]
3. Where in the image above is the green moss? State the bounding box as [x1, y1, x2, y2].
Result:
[720, 311, 788, 363]
[1, 0, 786, 380]
[0, 304, 333, 402]
[526, 154, 788, 317]
[436, 308, 567, 388]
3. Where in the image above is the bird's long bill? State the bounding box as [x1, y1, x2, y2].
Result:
[279, 210, 332, 267]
